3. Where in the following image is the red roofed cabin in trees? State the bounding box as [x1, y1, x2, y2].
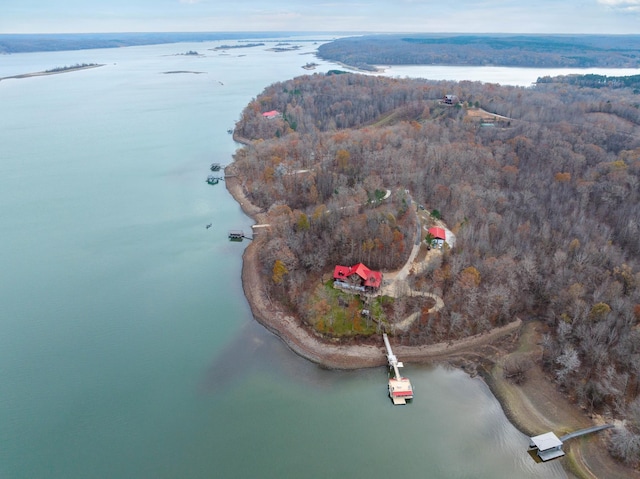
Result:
[261, 110, 280, 119]
[428, 227, 446, 249]
[333, 263, 383, 293]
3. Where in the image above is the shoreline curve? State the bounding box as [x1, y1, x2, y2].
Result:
[225, 166, 520, 369]
[224, 160, 640, 479]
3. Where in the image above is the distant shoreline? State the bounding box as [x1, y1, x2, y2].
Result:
[0, 63, 105, 81]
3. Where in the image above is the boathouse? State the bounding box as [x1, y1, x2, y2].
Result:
[529, 424, 613, 462]
[529, 432, 565, 461]
[383, 333, 413, 405]
[228, 230, 244, 241]
[333, 263, 382, 292]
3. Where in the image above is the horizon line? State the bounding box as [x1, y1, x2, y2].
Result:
[3, 31, 640, 36]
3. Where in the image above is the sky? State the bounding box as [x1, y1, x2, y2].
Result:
[1, 0, 640, 34]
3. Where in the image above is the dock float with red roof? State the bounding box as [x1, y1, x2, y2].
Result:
[383, 333, 413, 405]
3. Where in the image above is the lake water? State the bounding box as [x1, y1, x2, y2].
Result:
[0, 35, 619, 478]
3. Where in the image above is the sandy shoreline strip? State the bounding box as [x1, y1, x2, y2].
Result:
[0, 64, 105, 81]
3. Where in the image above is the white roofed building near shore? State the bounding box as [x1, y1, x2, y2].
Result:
[529, 432, 565, 461]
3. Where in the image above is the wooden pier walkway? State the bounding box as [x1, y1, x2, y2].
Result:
[383, 333, 413, 405]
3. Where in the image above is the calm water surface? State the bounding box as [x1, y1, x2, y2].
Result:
[0, 37, 570, 478]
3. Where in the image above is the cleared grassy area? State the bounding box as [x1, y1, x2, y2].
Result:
[306, 280, 392, 337]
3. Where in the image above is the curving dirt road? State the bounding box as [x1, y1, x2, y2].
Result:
[227, 174, 518, 369]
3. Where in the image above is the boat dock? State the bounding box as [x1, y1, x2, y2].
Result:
[529, 424, 614, 461]
[207, 175, 224, 185]
[228, 230, 252, 241]
[383, 333, 413, 405]
[228, 230, 244, 241]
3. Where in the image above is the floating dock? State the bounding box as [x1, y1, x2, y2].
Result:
[228, 230, 245, 241]
[383, 333, 413, 405]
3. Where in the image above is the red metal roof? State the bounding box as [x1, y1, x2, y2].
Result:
[333, 263, 382, 289]
[428, 227, 446, 240]
[392, 390, 414, 397]
[333, 265, 351, 279]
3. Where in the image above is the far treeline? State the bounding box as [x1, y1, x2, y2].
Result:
[0, 32, 287, 54]
[317, 34, 640, 70]
[232, 72, 640, 466]
[539, 73, 640, 91]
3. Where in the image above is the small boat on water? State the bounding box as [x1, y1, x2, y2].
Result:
[210, 163, 221, 171]
[206, 175, 219, 185]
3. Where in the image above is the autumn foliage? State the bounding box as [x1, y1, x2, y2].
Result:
[233, 72, 640, 453]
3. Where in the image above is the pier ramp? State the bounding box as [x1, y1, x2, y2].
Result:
[383, 333, 413, 405]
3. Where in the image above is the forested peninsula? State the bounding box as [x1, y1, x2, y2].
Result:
[228, 71, 640, 474]
[317, 34, 640, 70]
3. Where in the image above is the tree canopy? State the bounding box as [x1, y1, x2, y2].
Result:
[317, 34, 640, 70]
[232, 71, 640, 464]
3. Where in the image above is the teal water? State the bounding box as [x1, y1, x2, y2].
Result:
[0, 38, 566, 478]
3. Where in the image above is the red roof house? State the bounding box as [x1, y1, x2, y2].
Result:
[262, 110, 280, 119]
[333, 263, 382, 290]
[428, 227, 447, 249]
[428, 227, 446, 240]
